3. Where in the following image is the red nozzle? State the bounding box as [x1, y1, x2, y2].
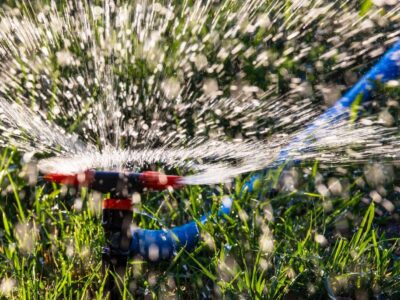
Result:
[43, 170, 94, 186]
[139, 171, 183, 190]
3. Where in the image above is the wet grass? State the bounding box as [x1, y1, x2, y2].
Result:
[0, 149, 399, 299]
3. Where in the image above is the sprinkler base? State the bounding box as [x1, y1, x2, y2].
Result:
[102, 198, 133, 299]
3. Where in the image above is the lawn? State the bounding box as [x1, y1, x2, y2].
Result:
[0, 0, 399, 299]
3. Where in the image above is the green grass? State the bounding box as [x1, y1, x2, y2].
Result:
[0, 149, 399, 299]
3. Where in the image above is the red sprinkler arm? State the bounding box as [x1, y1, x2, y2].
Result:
[43, 170, 94, 186]
[138, 171, 182, 190]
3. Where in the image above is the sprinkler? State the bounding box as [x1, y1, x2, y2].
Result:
[43, 170, 232, 297]
[44, 170, 183, 193]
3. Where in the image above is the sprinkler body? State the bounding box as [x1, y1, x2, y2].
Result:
[45, 170, 186, 296]
[44, 170, 231, 260]
[44, 170, 232, 297]
[44, 170, 232, 259]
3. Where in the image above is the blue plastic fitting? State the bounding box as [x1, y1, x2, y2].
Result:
[129, 196, 233, 261]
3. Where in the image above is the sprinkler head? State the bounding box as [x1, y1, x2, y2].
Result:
[44, 170, 183, 196]
[139, 171, 183, 190]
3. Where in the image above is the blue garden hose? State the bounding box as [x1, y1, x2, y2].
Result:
[128, 40, 400, 261]
[129, 196, 232, 261]
[243, 39, 400, 193]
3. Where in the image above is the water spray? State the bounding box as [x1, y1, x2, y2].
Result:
[0, 0, 399, 297]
